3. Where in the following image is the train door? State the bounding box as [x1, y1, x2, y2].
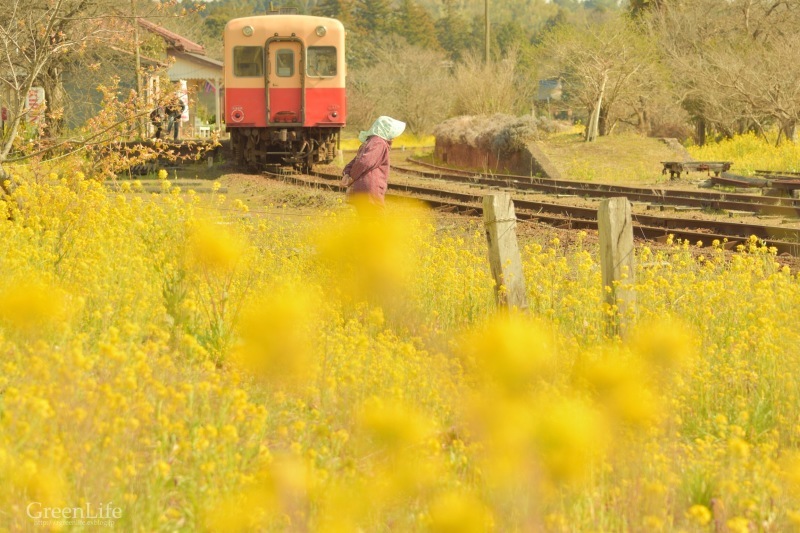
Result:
[265, 39, 304, 125]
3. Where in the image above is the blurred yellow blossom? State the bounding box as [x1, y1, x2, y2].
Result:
[0, 281, 69, 333]
[427, 490, 493, 533]
[187, 218, 245, 272]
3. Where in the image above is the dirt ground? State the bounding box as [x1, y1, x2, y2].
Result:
[151, 153, 800, 273]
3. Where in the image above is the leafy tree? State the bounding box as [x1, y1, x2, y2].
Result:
[494, 20, 535, 65]
[553, 0, 582, 10]
[201, 0, 259, 44]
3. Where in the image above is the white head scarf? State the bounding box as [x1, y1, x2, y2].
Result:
[358, 116, 406, 143]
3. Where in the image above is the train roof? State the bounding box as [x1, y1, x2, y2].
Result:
[224, 14, 344, 33]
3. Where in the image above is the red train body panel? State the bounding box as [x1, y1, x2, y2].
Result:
[225, 87, 346, 128]
[223, 14, 346, 170]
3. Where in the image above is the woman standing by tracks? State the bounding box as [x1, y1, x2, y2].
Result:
[341, 116, 405, 214]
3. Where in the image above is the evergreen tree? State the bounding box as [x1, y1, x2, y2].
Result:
[312, 0, 357, 29]
[202, 0, 260, 39]
[435, 0, 471, 61]
[395, 0, 440, 50]
[553, 0, 582, 10]
[354, 0, 394, 37]
[585, 0, 623, 13]
[628, 0, 666, 17]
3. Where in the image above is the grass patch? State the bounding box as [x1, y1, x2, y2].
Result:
[538, 130, 680, 184]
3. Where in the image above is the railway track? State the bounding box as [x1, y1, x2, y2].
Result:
[260, 167, 800, 257]
[398, 158, 800, 219]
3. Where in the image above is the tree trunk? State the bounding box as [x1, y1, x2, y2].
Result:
[636, 96, 650, 135]
[43, 65, 66, 138]
[585, 72, 607, 143]
[599, 105, 610, 136]
[695, 118, 707, 146]
[783, 120, 797, 144]
[634, 109, 647, 135]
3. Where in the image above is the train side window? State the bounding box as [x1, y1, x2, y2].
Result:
[307, 46, 337, 77]
[276, 50, 294, 77]
[233, 46, 264, 77]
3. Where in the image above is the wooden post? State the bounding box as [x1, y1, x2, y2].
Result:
[213, 77, 221, 136]
[484, 0, 490, 66]
[132, 7, 144, 139]
[598, 197, 636, 335]
[483, 193, 528, 310]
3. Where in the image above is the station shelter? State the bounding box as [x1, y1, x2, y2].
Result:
[138, 19, 224, 139]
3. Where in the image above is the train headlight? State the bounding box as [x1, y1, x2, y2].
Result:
[315, 26, 327, 37]
[242, 25, 254, 37]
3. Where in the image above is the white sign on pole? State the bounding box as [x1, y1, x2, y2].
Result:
[26, 87, 46, 126]
[179, 79, 189, 122]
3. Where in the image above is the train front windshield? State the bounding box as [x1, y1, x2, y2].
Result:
[307, 47, 337, 77]
[233, 46, 264, 77]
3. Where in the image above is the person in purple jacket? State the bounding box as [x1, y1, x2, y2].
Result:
[341, 116, 406, 212]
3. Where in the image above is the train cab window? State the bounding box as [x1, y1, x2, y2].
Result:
[233, 46, 264, 77]
[276, 50, 294, 77]
[307, 46, 337, 77]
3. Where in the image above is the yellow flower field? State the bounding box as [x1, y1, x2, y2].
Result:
[688, 132, 800, 174]
[1, 164, 800, 532]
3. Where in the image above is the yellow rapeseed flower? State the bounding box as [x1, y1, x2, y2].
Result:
[629, 316, 698, 374]
[9, 460, 67, 507]
[726, 516, 751, 533]
[0, 281, 68, 333]
[232, 286, 317, 385]
[460, 311, 554, 394]
[427, 490, 493, 533]
[356, 397, 433, 451]
[574, 348, 660, 427]
[186, 218, 245, 272]
[687, 504, 712, 526]
[532, 396, 608, 485]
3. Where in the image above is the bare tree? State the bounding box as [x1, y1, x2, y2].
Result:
[451, 48, 532, 117]
[0, 0, 206, 187]
[348, 36, 453, 134]
[644, 0, 800, 144]
[538, 12, 661, 141]
[0, 0, 118, 181]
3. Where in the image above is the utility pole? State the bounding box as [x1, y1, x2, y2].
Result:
[132, 0, 144, 138]
[485, 0, 490, 64]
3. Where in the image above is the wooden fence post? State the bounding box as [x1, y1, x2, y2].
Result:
[483, 193, 528, 310]
[598, 197, 636, 335]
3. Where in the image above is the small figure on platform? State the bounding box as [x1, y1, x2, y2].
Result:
[165, 96, 186, 141]
[150, 105, 165, 139]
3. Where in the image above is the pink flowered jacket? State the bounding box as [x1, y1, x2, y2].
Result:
[343, 135, 391, 204]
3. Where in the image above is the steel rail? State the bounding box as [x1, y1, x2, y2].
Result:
[395, 160, 800, 218]
[276, 170, 800, 255]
